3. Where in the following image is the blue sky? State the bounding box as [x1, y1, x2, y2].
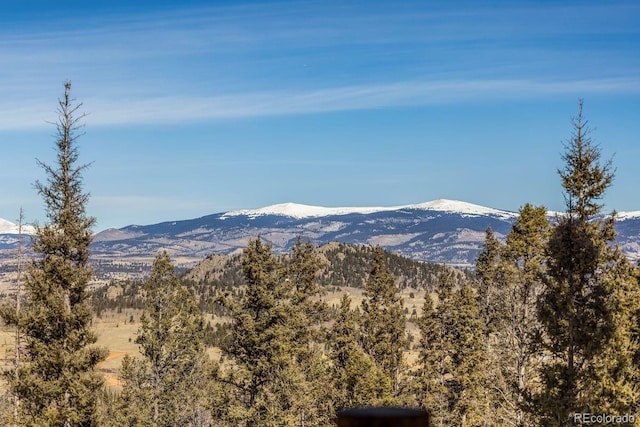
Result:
[1, 0, 639, 230]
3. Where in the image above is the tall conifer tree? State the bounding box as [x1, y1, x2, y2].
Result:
[114, 251, 215, 426]
[285, 237, 333, 426]
[415, 271, 488, 426]
[414, 290, 453, 427]
[476, 227, 505, 335]
[329, 294, 391, 410]
[221, 237, 314, 426]
[360, 246, 408, 394]
[490, 204, 550, 426]
[537, 101, 640, 423]
[0, 82, 106, 426]
[448, 283, 489, 426]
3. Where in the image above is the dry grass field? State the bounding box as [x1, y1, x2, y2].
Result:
[92, 309, 143, 389]
[0, 286, 429, 392]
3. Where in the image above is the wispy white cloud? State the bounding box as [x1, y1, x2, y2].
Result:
[0, 1, 638, 130]
[1, 78, 638, 130]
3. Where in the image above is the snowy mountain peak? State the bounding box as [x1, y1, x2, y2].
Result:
[407, 199, 517, 219]
[616, 211, 640, 221]
[0, 218, 35, 235]
[220, 202, 401, 219]
[220, 199, 517, 220]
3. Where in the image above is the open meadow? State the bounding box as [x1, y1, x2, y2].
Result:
[0, 285, 429, 392]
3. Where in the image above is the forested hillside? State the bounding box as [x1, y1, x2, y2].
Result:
[92, 241, 470, 318]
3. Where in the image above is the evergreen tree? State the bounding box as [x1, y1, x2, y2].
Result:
[0, 82, 106, 426]
[537, 101, 640, 423]
[448, 283, 489, 426]
[413, 290, 453, 427]
[220, 237, 313, 426]
[329, 294, 391, 410]
[415, 271, 488, 426]
[113, 251, 216, 426]
[492, 204, 550, 426]
[360, 247, 408, 394]
[287, 237, 330, 357]
[284, 238, 333, 426]
[476, 227, 505, 335]
[631, 265, 640, 382]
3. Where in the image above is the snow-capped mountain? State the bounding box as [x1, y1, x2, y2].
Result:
[0, 219, 34, 251]
[221, 199, 516, 221]
[3, 199, 640, 272]
[88, 199, 519, 268]
[0, 218, 35, 235]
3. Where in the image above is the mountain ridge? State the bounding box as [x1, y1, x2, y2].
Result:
[219, 199, 518, 220]
[83, 198, 521, 270]
[3, 198, 640, 235]
[3, 199, 640, 283]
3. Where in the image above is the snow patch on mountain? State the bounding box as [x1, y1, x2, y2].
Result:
[407, 199, 517, 219]
[220, 202, 401, 219]
[616, 211, 640, 221]
[0, 218, 35, 235]
[221, 199, 516, 220]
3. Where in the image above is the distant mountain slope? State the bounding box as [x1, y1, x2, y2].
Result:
[88, 199, 518, 268]
[184, 242, 472, 290]
[3, 199, 640, 282]
[0, 219, 34, 250]
[93, 243, 472, 314]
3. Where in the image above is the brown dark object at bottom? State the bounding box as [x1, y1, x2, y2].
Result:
[336, 407, 429, 427]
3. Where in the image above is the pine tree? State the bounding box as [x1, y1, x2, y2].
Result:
[492, 204, 550, 426]
[284, 238, 334, 426]
[0, 82, 107, 426]
[329, 294, 391, 410]
[113, 251, 215, 426]
[286, 237, 329, 360]
[448, 283, 489, 426]
[537, 100, 640, 423]
[415, 271, 488, 426]
[476, 227, 505, 335]
[360, 246, 408, 394]
[220, 237, 313, 426]
[413, 290, 453, 427]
